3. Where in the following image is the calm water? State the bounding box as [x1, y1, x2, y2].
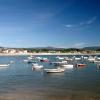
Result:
[0, 55, 100, 100]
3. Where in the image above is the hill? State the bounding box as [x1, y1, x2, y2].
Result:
[83, 46, 100, 50]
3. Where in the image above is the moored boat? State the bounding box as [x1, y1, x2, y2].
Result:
[77, 63, 86, 67]
[50, 61, 67, 66]
[56, 56, 64, 60]
[32, 63, 43, 69]
[44, 68, 64, 73]
[40, 58, 49, 62]
[0, 64, 9, 67]
[88, 56, 95, 62]
[93, 60, 100, 63]
[61, 64, 74, 69]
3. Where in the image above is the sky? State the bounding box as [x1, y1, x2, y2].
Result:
[0, 0, 100, 48]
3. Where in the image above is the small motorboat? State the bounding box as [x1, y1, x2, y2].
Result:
[40, 58, 49, 62]
[61, 64, 74, 69]
[36, 57, 42, 60]
[93, 60, 100, 63]
[77, 64, 86, 67]
[28, 55, 35, 60]
[44, 68, 64, 73]
[27, 60, 37, 64]
[72, 56, 81, 60]
[32, 63, 43, 69]
[88, 56, 95, 62]
[56, 56, 64, 60]
[51, 61, 67, 66]
[0, 64, 9, 67]
[74, 57, 81, 60]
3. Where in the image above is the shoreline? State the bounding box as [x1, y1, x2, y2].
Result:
[0, 53, 100, 56]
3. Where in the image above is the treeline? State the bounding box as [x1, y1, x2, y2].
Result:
[18, 48, 100, 53]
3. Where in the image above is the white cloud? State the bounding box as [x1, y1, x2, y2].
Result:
[73, 42, 86, 48]
[65, 24, 74, 28]
[65, 16, 97, 29]
[86, 17, 97, 25]
[79, 22, 84, 26]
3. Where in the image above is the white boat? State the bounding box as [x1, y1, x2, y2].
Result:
[64, 57, 73, 61]
[23, 59, 29, 62]
[56, 56, 64, 60]
[61, 64, 74, 69]
[83, 56, 88, 60]
[36, 57, 42, 60]
[27, 57, 33, 60]
[93, 60, 100, 63]
[74, 57, 81, 60]
[0, 64, 9, 67]
[44, 68, 64, 73]
[51, 61, 67, 65]
[40, 58, 49, 62]
[88, 56, 95, 62]
[32, 63, 43, 69]
[96, 57, 100, 60]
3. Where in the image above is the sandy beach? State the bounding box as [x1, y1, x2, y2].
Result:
[0, 53, 100, 56]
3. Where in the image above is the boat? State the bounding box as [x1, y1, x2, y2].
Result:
[77, 64, 86, 67]
[40, 58, 49, 62]
[36, 57, 42, 60]
[56, 56, 64, 60]
[74, 57, 81, 60]
[72, 56, 81, 60]
[23, 59, 29, 62]
[61, 64, 74, 69]
[27, 55, 36, 60]
[0, 64, 9, 67]
[93, 60, 100, 63]
[27, 60, 37, 63]
[64, 57, 73, 61]
[83, 56, 88, 60]
[96, 57, 100, 60]
[51, 61, 67, 66]
[88, 56, 95, 62]
[32, 63, 43, 69]
[44, 68, 64, 73]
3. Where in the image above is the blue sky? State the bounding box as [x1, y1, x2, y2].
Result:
[0, 0, 100, 48]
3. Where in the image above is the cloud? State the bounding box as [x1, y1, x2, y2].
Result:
[79, 17, 97, 26]
[79, 22, 84, 26]
[72, 42, 100, 48]
[73, 42, 86, 48]
[65, 16, 97, 29]
[65, 24, 74, 28]
[86, 17, 97, 25]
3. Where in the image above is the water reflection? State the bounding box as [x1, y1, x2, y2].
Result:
[32, 67, 43, 72]
[97, 64, 100, 69]
[0, 67, 8, 69]
[44, 72, 65, 76]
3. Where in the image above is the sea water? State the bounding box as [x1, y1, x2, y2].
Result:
[0, 55, 100, 100]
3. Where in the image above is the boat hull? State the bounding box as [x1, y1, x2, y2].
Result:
[61, 64, 74, 69]
[0, 64, 9, 67]
[44, 68, 64, 73]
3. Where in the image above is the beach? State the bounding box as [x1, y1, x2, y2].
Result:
[0, 52, 100, 56]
